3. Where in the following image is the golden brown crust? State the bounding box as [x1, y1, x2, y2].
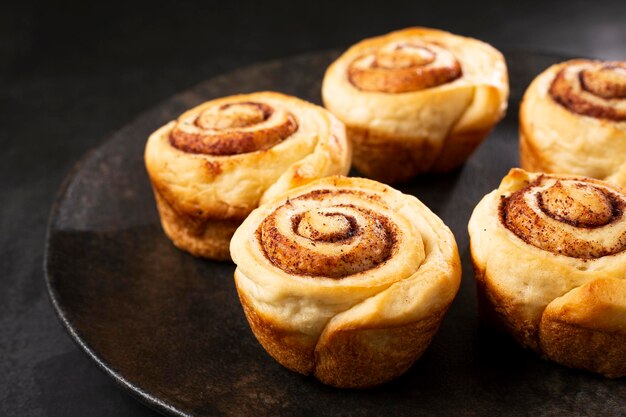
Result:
[322, 27, 508, 183]
[347, 127, 438, 183]
[313, 309, 446, 388]
[231, 176, 461, 387]
[518, 124, 548, 173]
[476, 266, 626, 377]
[539, 320, 626, 378]
[145, 92, 352, 260]
[153, 190, 240, 260]
[236, 277, 316, 374]
[540, 278, 626, 377]
[348, 125, 495, 182]
[430, 127, 495, 173]
[472, 256, 542, 350]
[469, 169, 626, 377]
[238, 271, 450, 388]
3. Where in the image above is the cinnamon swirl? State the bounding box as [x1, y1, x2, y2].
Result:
[230, 176, 461, 388]
[322, 27, 509, 183]
[520, 60, 626, 187]
[468, 168, 626, 377]
[145, 92, 351, 260]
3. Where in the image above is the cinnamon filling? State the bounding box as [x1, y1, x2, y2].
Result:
[501, 176, 626, 258]
[348, 41, 462, 93]
[259, 190, 397, 278]
[580, 65, 626, 100]
[549, 61, 626, 121]
[538, 181, 614, 227]
[170, 101, 298, 155]
[294, 211, 358, 243]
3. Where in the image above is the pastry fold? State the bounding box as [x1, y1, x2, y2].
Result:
[230, 176, 461, 388]
[322, 27, 508, 183]
[144, 92, 351, 260]
[469, 168, 626, 377]
[520, 60, 626, 187]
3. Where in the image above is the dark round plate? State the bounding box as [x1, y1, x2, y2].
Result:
[44, 50, 626, 417]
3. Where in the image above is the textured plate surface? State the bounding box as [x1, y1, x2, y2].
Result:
[45, 50, 626, 417]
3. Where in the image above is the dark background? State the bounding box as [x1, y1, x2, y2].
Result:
[2, 0, 625, 415]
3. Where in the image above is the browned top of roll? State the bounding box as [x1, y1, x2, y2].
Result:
[500, 175, 626, 258]
[347, 42, 462, 94]
[258, 189, 398, 278]
[549, 60, 626, 121]
[170, 101, 298, 155]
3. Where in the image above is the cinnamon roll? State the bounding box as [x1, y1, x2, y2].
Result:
[144, 92, 351, 260]
[230, 176, 461, 388]
[468, 168, 626, 377]
[322, 27, 508, 183]
[520, 60, 626, 187]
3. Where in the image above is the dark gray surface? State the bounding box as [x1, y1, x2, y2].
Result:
[2, 1, 626, 416]
[44, 50, 626, 417]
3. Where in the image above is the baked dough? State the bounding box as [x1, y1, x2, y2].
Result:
[145, 92, 351, 260]
[322, 27, 508, 183]
[230, 176, 461, 388]
[468, 168, 626, 377]
[520, 60, 626, 187]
